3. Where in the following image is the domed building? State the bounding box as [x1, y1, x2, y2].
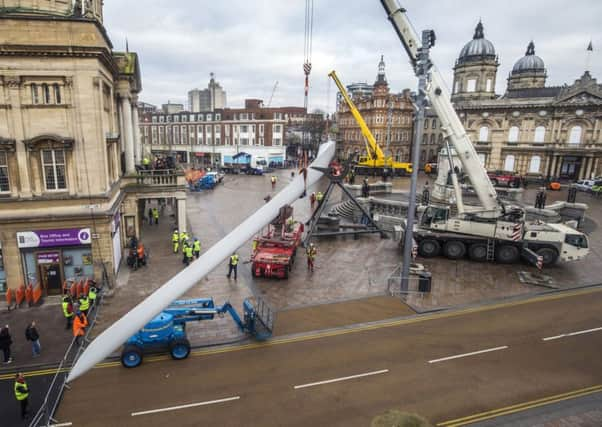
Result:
[450, 23, 602, 181]
[451, 21, 499, 102]
[507, 41, 547, 90]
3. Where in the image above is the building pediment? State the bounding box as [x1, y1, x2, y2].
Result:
[555, 71, 602, 104]
[24, 134, 74, 150]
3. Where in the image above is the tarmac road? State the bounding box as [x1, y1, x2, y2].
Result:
[54, 287, 602, 427]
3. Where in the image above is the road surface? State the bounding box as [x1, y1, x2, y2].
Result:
[54, 287, 602, 426]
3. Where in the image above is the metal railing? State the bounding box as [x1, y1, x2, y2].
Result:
[29, 288, 106, 427]
[135, 169, 181, 186]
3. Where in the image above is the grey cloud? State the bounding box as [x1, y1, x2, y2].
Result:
[104, 0, 601, 111]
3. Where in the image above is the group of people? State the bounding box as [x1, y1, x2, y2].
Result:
[0, 322, 41, 366]
[172, 229, 202, 266]
[141, 155, 175, 171]
[309, 191, 324, 209]
[127, 236, 147, 270]
[147, 206, 160, 225]
[62, 286, 97, 344]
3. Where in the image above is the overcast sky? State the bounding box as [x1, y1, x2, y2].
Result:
[103, 0, 601, 113]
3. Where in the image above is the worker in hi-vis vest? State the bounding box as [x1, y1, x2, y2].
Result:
[227, 252, 239, 280]
[172, 229, 180, 253]
[193, 238, 201, 259]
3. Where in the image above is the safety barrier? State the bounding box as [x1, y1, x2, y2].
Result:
[28, 283, 106, 427]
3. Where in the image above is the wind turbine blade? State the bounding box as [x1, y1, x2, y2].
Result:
[67, 141, 335, 382]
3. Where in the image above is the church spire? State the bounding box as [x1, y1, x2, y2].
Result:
[375, 55, 387, 85]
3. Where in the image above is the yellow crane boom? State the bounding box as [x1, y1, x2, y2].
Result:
[329, 70, 412, 175]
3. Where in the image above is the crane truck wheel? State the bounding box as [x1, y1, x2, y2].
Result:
[468, 243, 488, 261]
[536, 247, 559, 265]
[418, 239, 440, 257]
[495, 245, 519, 263]
[121, 345, 143, 368]
[169, 338, 191, 360]
[443, 241, 466, 259]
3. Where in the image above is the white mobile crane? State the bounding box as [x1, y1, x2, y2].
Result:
[380, 0, 589, 265]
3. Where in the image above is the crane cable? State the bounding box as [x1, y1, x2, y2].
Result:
[301, 0, 314, 195]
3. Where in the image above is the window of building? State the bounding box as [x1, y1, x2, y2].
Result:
[53, 84, 62, 104]
[478, 126, 489, 142]
[259, 137, 264, 145]
[159, 116, 165, 123]
[466, 79, 477, 92]
[273, 138, 282, 146]
[214, 125, 220, 135]
[225, 125, 230, 137]
[424, 119, 429, 129]
[206, 114, 212, 122]
[274, 124, 282, 133]
[151, 127, 157, 144]
[569, 126, 582, 144]
[41, 149, 66, 191]
[0, 151, 9, 192]
[430, 134, 436, 144]
[215, 113, 221, 120]
[240, 138, 249, 145]
[504, 154, 515, 172]
[431, 119, 437, 129]
[533, 126, 545, 143]
[240, 125, 248, 133]
[454, 81, 460, 94]
[152, 116, 157, 123]
[508, 126, 519, 143]
[174, 115, 179, 123]
[529, 156, 541, 173]
[259, 124, 264, 135]
[31, 84, 39, 104]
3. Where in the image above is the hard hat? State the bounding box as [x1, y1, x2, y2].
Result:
[194, 238, 198, 241]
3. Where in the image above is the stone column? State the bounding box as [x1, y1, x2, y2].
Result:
[120, 95, 135, 174]
[585, 157, 593, 179]
[549, 155, 557, 178]
[177, 197, 187, 233]
[132, 98, 142, 165]
[592, 157, 599, 178]
[6, 77, 32, 196]
[555, 156, 563, 177]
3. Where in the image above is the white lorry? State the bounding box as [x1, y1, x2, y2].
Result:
[380, 0, 589, 265]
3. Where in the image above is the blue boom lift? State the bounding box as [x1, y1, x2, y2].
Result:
[120, 297, 273, 368]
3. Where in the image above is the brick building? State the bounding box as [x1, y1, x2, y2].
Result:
[335, 56, 414, 163]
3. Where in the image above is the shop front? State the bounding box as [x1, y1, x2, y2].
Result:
[17, 228, 94, 295]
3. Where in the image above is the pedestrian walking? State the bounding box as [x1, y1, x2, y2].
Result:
[14, 373, 29, 420]
[148, 207, 153, 225]
[271, 175, 277, 189]
[62, 295, 74, 330]
[184, 244, 194, 266]
[310, 192, 316, 209]
[172, 229, 180, 253]
[73, 311, 88, 346]
[362, 179, 370, 198]
[0, 325, 13, 364]
[152, 207, 159, 225]
[193, 238, 201, 259]
[306, 243, 317, 272]
[78, 293, 90, 317]
[227, 252, 239, 280]
[25, 321, 41, 357]
[136, 243, 146, 268]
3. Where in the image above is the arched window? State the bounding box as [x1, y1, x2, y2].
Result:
[478, 126, 489, 142]
[466, 79, 477, 92]
[529, 156, 541, 173]
[430, 134, 436, 144]
[508, 126, 519, 143]
[504, 154, 515, 171]
[53, 84, 61, 104]
[478, 153, 486, 166]
[42, 84, 50, 104]
[420, 150, 426, 162]
[438, 134, 443, 145]
[569, 126, 582, 144]
[31, 84, 39, 104]
[533, 126, 545, 143]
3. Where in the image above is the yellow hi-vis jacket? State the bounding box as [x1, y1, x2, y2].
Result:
[230, 254, 239, 266]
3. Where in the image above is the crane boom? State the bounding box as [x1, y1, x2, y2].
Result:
[329, 70, 384, 160]
[380, 0, 499, 213]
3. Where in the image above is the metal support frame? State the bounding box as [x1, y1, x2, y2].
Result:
[401, 30, 433, 292]
[303, 158, 385, 246]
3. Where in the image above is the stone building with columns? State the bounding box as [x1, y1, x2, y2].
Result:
[0, 1, 186, 295]
[450, 22, 602, 180]
[335, 56, 415, 163]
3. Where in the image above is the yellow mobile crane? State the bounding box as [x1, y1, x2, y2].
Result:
[329, 70, 413, 176]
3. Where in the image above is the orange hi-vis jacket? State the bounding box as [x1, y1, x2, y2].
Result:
[73, 313, 89, 337]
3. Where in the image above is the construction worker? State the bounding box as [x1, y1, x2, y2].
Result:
[184, 244, 194, 266]
[73, 310, 88, 346]
[193, 238, 201, 259]
[142, 156, 150, 170]
[136, 243, 146, 268]
[306, 243, 317, 272]
[152, 207, 159, 225]
[14, 372, 29, 420]
[316, 191, 324, 205]
[179, 230, 188, 248]
[78, 293, 90, 317]
[88, 286, 97, 310]
[227, 252, 239, 280]
[172, 229, 180, 253]
[62, 295, 74, 330]
[252, 239, 258, 254]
